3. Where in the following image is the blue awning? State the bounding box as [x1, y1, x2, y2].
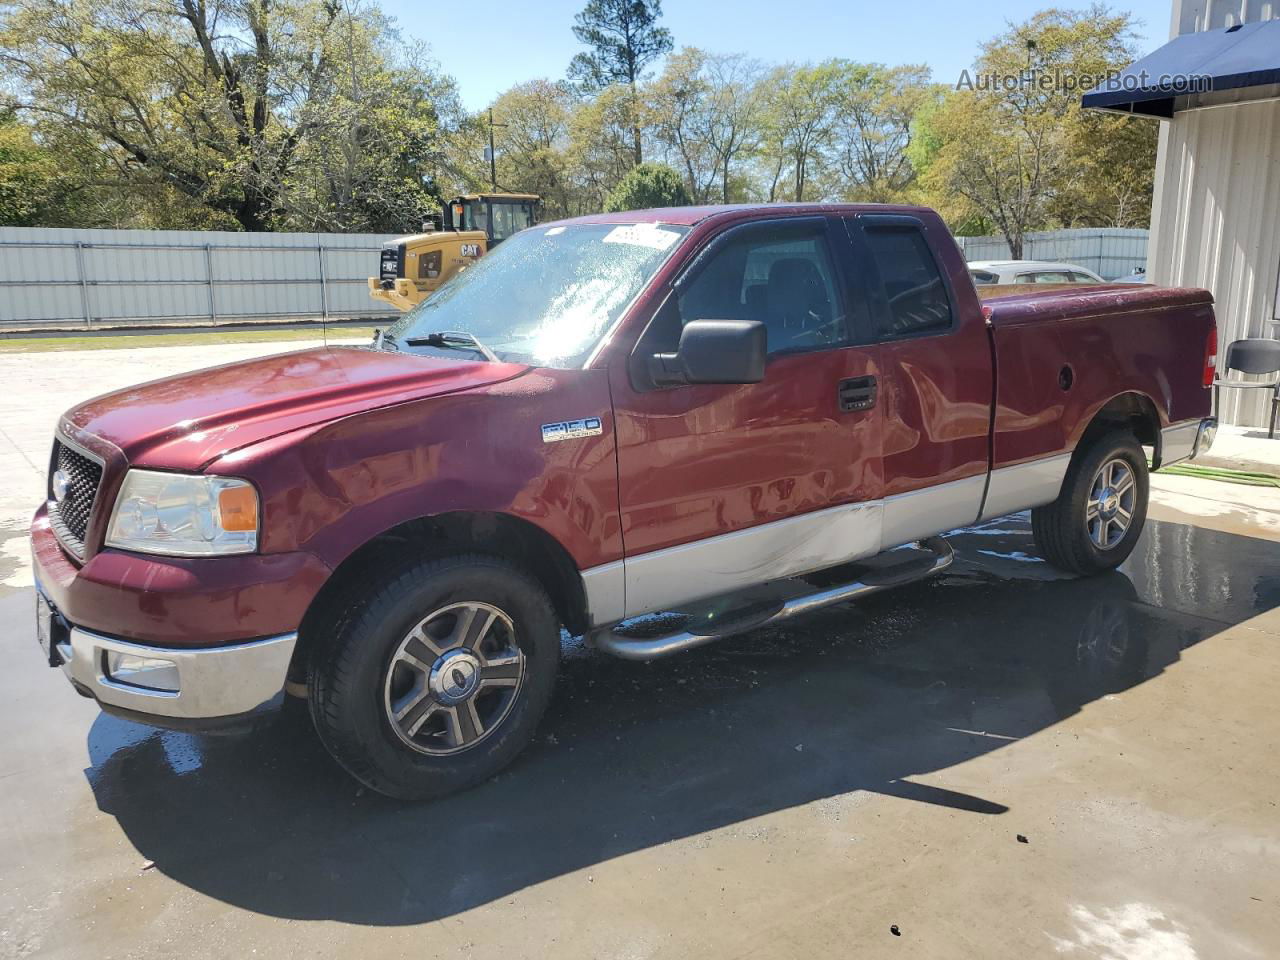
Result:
[1082, 19, 1280, 118]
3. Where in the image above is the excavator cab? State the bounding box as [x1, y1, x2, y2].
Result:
[370, 193, 541, 311]
[443, 194, 539, 244]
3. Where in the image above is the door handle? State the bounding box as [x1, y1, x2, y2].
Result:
[838, 375, 877, 412]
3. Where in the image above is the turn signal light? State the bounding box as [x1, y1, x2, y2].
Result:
[218, 486, 259, 532]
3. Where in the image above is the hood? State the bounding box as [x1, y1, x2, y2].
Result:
[62, 346, 529, 470]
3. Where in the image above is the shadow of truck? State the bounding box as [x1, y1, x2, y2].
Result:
[86, 514, 1280, 925]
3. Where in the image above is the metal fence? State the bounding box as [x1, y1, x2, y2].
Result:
[0, 226, 402, 330]
[0, 224, 1154, 332]
[955, 228, 1150, 281]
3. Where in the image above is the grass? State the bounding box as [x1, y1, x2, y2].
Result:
[1157, 462, 1280, 487]
[0, 326, 377, 354]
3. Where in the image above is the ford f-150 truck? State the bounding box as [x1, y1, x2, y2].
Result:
[31, 204, 1219, 799]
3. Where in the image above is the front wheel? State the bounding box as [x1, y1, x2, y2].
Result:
[1032, 430, 1149, 575]
[308, 554, 561, 800]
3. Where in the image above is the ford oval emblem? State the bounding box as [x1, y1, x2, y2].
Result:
[52, 469, 70, 502]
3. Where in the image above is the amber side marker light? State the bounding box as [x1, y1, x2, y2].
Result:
[218, 486, 259, 532]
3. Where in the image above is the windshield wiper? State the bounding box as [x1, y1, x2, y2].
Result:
[404, 330, 500, 363]
[372, 329, 401, 352]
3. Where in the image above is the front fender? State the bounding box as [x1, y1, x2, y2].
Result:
[209, 367, 622, 574]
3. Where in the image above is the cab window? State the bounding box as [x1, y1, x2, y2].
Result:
[863, 225, 952, 338]
[636, 220, 849, 365]
[490, 203, 535, 242]
[677, 222, 847, 356]
[465, 201, 490, 236]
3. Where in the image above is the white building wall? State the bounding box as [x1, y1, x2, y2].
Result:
[1148, 0, 1280, 428]
[1148, 99, 1280, 427]
[1176, 0, 1278, 34]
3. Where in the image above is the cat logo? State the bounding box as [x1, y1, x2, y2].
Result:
[460, 243, 482, 258]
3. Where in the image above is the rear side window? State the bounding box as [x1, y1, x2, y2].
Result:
[970, 270, 998, 285]
[1069, 272, 1097, 284]
[864, 226, 952, 338]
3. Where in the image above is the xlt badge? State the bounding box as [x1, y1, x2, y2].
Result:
[542, 418, 603, 443]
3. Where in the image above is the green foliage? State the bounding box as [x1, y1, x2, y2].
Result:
[0, 0, 461, 232]
[646, 48, 763, 203]
[603, 162, 690, 211]
[0, 0, 1158, 237]
[568, 0, 673, 90]
[916, 5, 1155, 254]
[568, 0, 672, 166]
[0, 112, 62, 225]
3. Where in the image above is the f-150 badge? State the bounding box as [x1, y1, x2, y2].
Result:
[542, 418, 603, 443]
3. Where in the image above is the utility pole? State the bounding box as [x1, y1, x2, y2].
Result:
[487, 108, 507, 191]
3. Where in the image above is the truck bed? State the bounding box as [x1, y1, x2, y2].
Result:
[984, 283, 1216, 478]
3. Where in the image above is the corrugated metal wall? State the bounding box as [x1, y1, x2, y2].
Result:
[1148, 99, 1280, 428]
[0, 227, 401, 329]
[955, 228, 1150, 280]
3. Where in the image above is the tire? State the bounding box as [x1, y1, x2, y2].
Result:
[308, 553, 561, 800]
[1031, 430, 1149, 576]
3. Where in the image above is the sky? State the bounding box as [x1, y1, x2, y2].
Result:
[378, 0, 1177, 111]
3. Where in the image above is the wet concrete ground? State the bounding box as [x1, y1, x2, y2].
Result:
[1, 342, 1279, 958]
[2, 510, 1278, 959]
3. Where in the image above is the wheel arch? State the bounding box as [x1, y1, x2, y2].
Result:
[291, 511, 588, 682]
[1072, 391, 1163, 466]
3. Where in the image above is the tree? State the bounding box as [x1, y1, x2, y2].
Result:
[567, 84, 642, 212]
[831, 63, 933, 202]
[701, 53, 765, 203]
[647, 48, 764, 203]
[603, 162, 689, 211]
[568, 0, 672, 164]
[0, 0, 463, 231]
[916, 5, 1154, 255]
[646, 48, 718, 202]
[0, 112, 63, 225]
[1052, 104, 1157, 228]
[486, 80, 576, 218]
[758, 62, 841, 202]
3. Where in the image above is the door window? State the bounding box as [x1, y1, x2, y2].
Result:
[863, 226, 952, 338]
[667, 222, 848, 357]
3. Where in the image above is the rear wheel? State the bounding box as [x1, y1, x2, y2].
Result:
[308, 554, 560, 800]
[1032, 430, 1149, 575]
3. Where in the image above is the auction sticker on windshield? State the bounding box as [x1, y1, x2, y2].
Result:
[602, 223, 682, 251]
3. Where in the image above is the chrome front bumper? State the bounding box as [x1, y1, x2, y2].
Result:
[56, 626, 296, 721]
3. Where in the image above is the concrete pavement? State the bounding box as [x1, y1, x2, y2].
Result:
[1, 339, 1278, 959]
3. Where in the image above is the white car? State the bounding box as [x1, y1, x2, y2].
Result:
[968, 260, 1106, 286]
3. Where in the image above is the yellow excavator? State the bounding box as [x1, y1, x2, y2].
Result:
[369, 193, 541, 311]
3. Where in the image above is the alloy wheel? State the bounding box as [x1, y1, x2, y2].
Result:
[383, 601, 526, 755]
[1086, 458, 1137, 550]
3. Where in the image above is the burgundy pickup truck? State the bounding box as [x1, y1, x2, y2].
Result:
[31, 205, 1219, 798]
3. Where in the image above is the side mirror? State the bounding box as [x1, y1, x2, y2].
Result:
[649, 319, 766, 386]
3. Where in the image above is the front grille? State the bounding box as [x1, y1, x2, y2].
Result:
[49, 439, 103, 558]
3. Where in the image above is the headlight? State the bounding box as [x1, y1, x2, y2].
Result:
[105, 469, 258, 557]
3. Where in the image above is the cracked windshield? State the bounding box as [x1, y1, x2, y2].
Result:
[384, 222, 689, 367]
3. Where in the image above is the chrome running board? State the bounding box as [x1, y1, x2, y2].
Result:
[589, 536, 955, 661]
